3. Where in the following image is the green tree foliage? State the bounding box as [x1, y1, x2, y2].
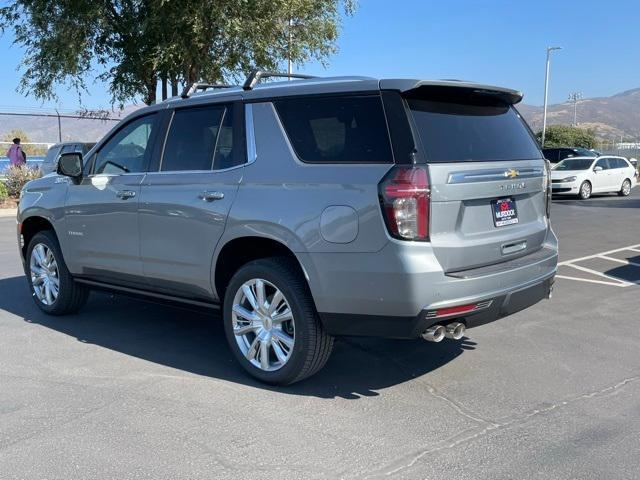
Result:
[536, 125, 598, 149]
[0, 0, 356, 106]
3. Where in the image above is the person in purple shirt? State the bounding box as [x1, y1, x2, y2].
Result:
[6, 137, 27, 166]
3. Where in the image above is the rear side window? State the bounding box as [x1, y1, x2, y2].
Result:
[407, 98, 541, 162]
[162, 106, 226, 171]
[274, 95, 393, 163]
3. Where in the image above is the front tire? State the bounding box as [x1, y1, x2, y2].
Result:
[223, 257, 334, 385]
[619, 179, 632, 196]
[26, 230, 89, 315]
[578, 181, 592, 200]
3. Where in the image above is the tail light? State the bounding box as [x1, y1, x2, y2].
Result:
[379, 165, 430, 241]
[543, 160, 552, 218]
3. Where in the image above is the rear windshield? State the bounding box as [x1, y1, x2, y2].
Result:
[407, 99, 541, 162]
[554, 159, 593, 170]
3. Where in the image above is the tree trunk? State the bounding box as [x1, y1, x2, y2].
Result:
[171, 74, 178, 97]
[161, 73, 168, 101]
[144, 80, 157, 105]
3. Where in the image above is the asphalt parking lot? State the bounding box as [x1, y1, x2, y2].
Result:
[1, 190, 639, 480]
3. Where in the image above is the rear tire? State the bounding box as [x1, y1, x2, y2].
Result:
[578, 181, 591, 200]
[26, 231, 89, 315]
[223, 257, 334, 385]
[619, 179, 631, 196]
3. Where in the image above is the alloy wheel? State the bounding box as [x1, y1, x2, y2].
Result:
[30, 243, 59, 306]
[231, 278, 295, 372]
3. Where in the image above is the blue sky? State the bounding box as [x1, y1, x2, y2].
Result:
[0, 0, 637, 110]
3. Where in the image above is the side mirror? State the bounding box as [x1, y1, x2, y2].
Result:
[593, 166, 603, 172]
[57, 152, 83, 179]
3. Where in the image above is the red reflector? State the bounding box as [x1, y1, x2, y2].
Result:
[435, 303, 477, 318]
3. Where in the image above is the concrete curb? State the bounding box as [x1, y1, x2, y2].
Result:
[0, 208, 17, 218]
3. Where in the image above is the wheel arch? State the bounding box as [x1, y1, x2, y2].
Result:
[19, 215, 57, 261]
[213, 235, 313, 304]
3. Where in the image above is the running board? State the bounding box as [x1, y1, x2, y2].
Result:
[74, 278, 221, 310]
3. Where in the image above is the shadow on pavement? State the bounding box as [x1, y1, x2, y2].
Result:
[0, 275, 473, 399]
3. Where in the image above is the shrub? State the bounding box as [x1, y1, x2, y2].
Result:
[0, 181, 8, 202]
[3, 165, 42, 197]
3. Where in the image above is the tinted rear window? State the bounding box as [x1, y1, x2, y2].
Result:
[407, 99, 541, 162]
[274, 95, 393, 163]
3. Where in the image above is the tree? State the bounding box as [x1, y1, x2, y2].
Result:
[536, 125, 598, 149]
[0, 1, 356, 106]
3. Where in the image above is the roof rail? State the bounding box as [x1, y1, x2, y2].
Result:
[181, 82, 234, 99]
[242, 70, 317, 91]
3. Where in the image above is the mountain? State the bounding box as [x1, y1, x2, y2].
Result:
[517, 88, 640, 140]
[0, 104, 142, 144]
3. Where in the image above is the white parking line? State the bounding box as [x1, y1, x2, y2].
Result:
[557, 244, 640, 266]
[598, 255, 640, 268]
[556, 244, 640, 288]
[555, 275, 628, 287]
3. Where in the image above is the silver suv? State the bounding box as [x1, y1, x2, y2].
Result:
[17, 72, 558, 385]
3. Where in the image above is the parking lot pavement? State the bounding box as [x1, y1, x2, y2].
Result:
[1, 189, 639, 479]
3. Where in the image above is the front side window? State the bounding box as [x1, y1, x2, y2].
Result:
[595, 158, 611, 170]
[161, 106, 227, 172]
[554, 159, 593, 170]
[94, 115, 157, 174]
[274, 95, 393, 163]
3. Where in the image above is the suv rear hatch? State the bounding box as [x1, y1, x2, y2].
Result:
[383, 81, 549, 273]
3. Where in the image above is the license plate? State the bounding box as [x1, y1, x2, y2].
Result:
[492, 198, 518, 227]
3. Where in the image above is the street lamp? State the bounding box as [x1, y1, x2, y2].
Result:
[568, 92, 583, 126]
[541, 46, 562, 147]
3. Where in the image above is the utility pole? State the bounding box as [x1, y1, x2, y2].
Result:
[287, 17, 293, 79]
[541, 46, 562, 147]
[55, 109, 62, 142]
[568, 92, 583, 126]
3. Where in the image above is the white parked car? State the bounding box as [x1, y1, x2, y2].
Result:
[551, 156, 636, 199]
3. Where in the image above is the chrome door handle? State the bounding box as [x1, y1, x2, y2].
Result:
[199, 191, 225, 201]
[116, 190, 136, 199]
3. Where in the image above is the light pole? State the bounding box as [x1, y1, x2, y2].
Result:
[568, 92, 583, 126]
[541, 46, 562, 147]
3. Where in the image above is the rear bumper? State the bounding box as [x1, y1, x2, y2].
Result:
[301, 231, 558, 338]
[318, 273, 554, 338]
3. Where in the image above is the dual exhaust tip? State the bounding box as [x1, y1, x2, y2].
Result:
[421, 322, 466, 342]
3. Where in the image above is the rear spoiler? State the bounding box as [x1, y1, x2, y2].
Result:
[379, 79, 523, 105]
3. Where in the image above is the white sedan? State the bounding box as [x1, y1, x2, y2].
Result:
[551, 156, 636, 199]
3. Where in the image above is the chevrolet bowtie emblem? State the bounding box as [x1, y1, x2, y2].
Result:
[505, 169, 520, 178]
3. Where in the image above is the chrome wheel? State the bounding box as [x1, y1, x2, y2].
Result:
[580, 182, 591, 199]
[622, 180, 631, 196]
[30, 243, 59, 306]
[231, 278, 295, 372]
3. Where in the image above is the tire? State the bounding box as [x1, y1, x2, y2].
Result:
[223, 257, 334, 385]
[578, 181, 592, 200]
[619, 179, 632, 197]
[26, 230, 89, 315]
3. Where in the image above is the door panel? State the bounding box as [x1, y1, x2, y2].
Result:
[592, 158, 613, 191]
[63, 113, 159, 286]
[64, 174, 146, 285]
[138, 102, 244, 300]
[139, 170, 242, 298]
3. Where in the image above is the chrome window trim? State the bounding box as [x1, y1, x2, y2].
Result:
[245, 103, 257, 163]
[447, 167, 544, 184]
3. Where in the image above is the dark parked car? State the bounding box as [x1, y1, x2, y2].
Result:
[542, 147, 598, 163]
[40, 142, 95, 175]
